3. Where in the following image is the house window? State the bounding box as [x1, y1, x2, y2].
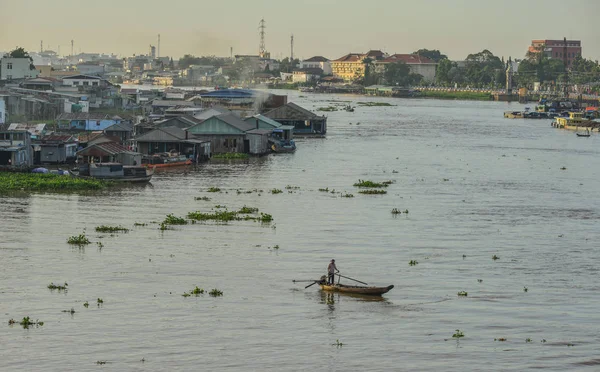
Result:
[92, 82, 98, 86]
[96, 121, 101, 126]
[7, 63, 12, 69]
[83, 81, 89, 86]
[6, 75, 12, 80]
[72, 81, 78, 86]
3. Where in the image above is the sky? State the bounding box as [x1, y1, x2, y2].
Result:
[1, 0, 599, 61]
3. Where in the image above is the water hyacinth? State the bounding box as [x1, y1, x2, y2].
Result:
[0, 173, 111, 192]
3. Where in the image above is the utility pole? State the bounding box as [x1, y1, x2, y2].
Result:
[71, 40, 74, 57]
[158, 34, 161, 58]
[230, 46, 233, 60]
[290, 34, 294, 61]
[258, 18, 266, 57]
[563, 37, 568, 97]
[40, 40, 43, 53]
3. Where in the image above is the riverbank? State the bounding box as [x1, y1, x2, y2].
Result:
[0, 173, 112, 192]
[417, 90, 493, 101]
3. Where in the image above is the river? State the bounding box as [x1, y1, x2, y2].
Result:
[2, 92, 600, 371]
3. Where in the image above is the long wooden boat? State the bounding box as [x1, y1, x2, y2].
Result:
[142, 155, 192, 168]
[320, 283, 394, 296]
[75, 163, 154, 183]
[576, 133, 591, 137]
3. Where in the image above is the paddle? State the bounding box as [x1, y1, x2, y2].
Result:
[292, 280, 319, 283]
[336, 273, 368, 285]
[305, 281, 319, 289]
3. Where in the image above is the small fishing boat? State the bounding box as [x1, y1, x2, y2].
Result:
[141, 154, 192, 168]
[319, 283, 394, 296]
[576, 133, 591, 137]
[271, 140, 296, 153]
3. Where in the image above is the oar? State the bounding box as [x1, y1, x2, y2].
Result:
[292, 280, 319, 283]
[305, 281, 319, 289]
[336, 273, 368, 285]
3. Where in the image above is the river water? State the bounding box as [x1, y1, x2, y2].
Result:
[2, 92, 600, 371]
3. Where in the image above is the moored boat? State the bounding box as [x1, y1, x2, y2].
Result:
[141, 154, 192, 168]
[319, 283, 394, 296]
[76, 163, 154, 183]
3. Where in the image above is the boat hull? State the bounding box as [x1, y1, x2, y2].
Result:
[143, 159, 192, 168]
[320, 284, 394, 296]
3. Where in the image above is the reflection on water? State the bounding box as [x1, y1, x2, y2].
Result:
[2, 93, 600, 371]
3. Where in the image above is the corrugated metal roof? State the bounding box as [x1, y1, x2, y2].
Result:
[152, 100, 195, 107]
[76, 142, 133, 156]
[134, 126, 187, 142]
[303, 56, 329, 62]
[40, 134, 76, 143]
[244, 114, 282, 128]
[381, 54, 435, 64]
[263, 102, 321, 120]
[246, 129, 272, 135]
[199, 89, 262, 99]
[57, 113, 112, 121]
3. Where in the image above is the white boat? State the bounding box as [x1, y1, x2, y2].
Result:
[77, 163, 154, 183]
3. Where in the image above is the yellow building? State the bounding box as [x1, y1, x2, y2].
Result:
[331, 50, 386, 82]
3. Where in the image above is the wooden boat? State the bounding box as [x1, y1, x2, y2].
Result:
[576, 133, 591, 137]
[320, 283, 394, 296]
[76, 163, 154, 183]
[142, 154, 192, 168]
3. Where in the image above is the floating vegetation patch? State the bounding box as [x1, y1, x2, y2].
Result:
[238, 206, 259, 214]
[97, 298, 104, 306]
[477, 279, 483, 283]
[341, 193, 354, 198]
[48, 282, 68, 291]
[318, 187, 329, 192]
[96, 361, 107, 365]
[214, 205, 226, 209]
[492, 255, 500, 260]
[8, 317, 44, 328]
[0, 173, 112, 192]
[187, 207, 273, 224]
[391, 208, 409, 214]
[95, 225, 129, 233]
[317, 106, 338, 112]
[409, 260, 418, 266]
[359, 189, 387, 195]
[353, 179, 389, 188]
[67, 233, 91, 245]
[211, 153, 249, 159]
[285, 185, 300, 190]
[207, 187, 221, 193]
[273, 245, 280, 250]
[134, 222, 147, 226]
[452, 329, 464, 338]
[271, 188, 283, 194]
[163, 214, 188, 225]
[209, 288, 223, 297]
[494, 338, 507, 342]
[526, 338, 533, 343]
[457, 291, 468, 297]
[183, 286, 205, 297]
[332, 339, 344, 347]
[523, 286, 528, 292]
[195, 196, 211, 201]
[62, 308, 75, 314]
[357, 102, 394, 107]
[83, 301, 89, 308]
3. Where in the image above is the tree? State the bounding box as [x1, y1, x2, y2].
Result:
[413, 49, 447, 63]
[278, 57, 300, 73]
[383, 61, 411, 86]
[436, 58, 454, 86]
[362, 57, 376, 86]
[463, 50, 503, 87]
[168, 58, 175, 70]
[6, 47, 31, 59]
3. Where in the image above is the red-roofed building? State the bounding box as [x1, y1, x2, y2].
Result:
[376, 54, 438, 82]
[528, 39, 582, 67]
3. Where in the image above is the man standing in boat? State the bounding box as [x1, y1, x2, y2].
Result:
[327, 259, 339, 285]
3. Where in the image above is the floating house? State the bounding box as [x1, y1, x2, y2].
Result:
[104, 122, 134, 143]
[56, 112, 124, 131]
[7, 123, 47, 139]
[36, 134, 78, 164]
[186, 114, 256, 154]
[0, 130, 33, 167]
[263, 102, 327, 135]
[133, 126, 210, 160]
[76, 142, 141, 165]
[244, 114, 294, 141]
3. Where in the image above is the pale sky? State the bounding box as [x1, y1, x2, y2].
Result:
[1, 0, 599, 61]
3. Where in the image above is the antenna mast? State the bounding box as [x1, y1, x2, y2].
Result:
[71, 40, 74, 57]
[290, 34, 294, 61]
[158, 34, 161, 58]
[258, 18, 266, 58]
[563, 37, 568, 97]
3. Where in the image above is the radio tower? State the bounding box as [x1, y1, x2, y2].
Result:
[158, 34, 161, 58]
[290, 34, 294, 61]
[258, 18, 266, 58]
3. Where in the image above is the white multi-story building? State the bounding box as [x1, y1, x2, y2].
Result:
[300, 56, 332, 75]
[0, 57, 39, 81]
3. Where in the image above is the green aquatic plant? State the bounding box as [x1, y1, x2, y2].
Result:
[67, 234, 91, 245]
[257, 213, 273, 223]
[318, 187, 329, 192]
[97, 298, 104, 305]
[477, 279, 483, 283]
[188, 210, 239, 222]
[194, 196, 211, 201]
[163, 214, 188, 225]
[457, 291, 468, 297]
[332, 339, 344, 347]
[353, 179, 389, 188]
[494, 338, 507, 342]
[492, 255, 500, 260]
[271, 188, 283, 194]
[48, 282, 68, 291]
[317, 106, 338, 112]
[452, 329, 464, 338]
[209, 288, 223, 297]
[211, 153, 249, 159]
[214, 204, 226, 209]
[9, 317, 44, 328]
[183, 286, 205, 297]
[96, 361, 107, 365]
[526, 338, 533, 343]
[0, 173, 112, 192]
[62, 308, 76, 314]
[356, 101, 394, 107]
[391, 208, 402, 214]
[341, 193, 354, 198]
[359, 189, 387, 195]
[238, 206, 259, 214]
[207, 187, 221, 193]
[95, 225, 129, 233]
[83, 301, 89, 308]
[273, 245, 280, 250]
[133, 222, 147, 226]
[409, 260, 418, 266]
[523, 286, 528, 292]
[97, 241, 104, 249]
[285, 185, 300, 190]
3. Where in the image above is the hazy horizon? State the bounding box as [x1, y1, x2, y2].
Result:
[1, 0, 599, 62]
